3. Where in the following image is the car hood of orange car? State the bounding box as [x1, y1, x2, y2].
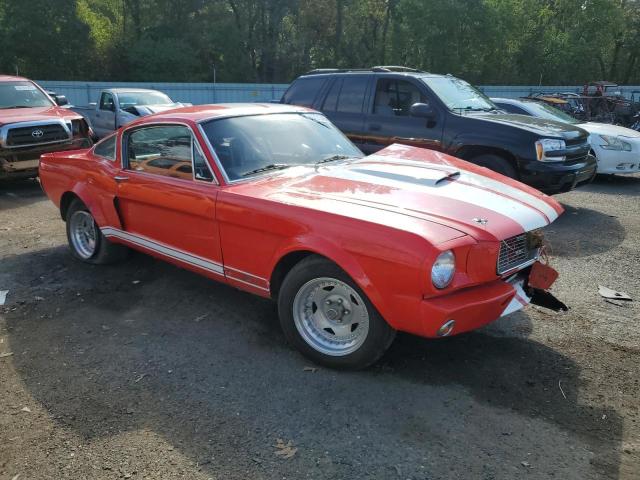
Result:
[0, 106, 83, 126]
[245, 144, 564, 243]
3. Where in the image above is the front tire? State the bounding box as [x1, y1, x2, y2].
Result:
[65, 199, 127, 264]
[278, 255, 396, 370]
[471, 153, 517, 179]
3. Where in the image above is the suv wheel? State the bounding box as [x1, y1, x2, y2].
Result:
[471, 154, 517, 179]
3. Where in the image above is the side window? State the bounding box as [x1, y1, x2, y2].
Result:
[374, 79, 425, 116]
[99, 93, 115, 111]
[126, 125, 194, 180]
[282, 77, 327, 107]
[322, 79, 342, 111]
[335, 77, 368, 114]
[93, 134, 116, 161]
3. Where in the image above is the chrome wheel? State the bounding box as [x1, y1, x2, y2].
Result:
[292, 277, 370, 356]
[69, 210, 97, 259]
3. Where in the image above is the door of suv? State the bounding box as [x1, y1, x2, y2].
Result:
[361, 76, 444, 155]
[318, 75, 371, 151]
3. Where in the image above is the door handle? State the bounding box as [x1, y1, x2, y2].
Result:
[369, 124, 381, 131]
[114, 175, 129, 183]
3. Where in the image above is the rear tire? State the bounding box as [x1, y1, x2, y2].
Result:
[65, 199, 127, 264]
[278, 255, 396, 370]
[471, 154, 517, 179]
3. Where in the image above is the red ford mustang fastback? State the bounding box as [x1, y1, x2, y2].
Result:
[39, 104, 564, 369]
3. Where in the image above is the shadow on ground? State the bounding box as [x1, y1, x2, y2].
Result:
[0, 178, 45, 211]
[1, 246, 623, 479]
[548, 204, 625, 257]
[582, 173, 640, 197]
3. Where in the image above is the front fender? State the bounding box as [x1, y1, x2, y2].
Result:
[269, 235, 391, 326]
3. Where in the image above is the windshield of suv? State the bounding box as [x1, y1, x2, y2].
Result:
[422, 76, 496, 111]
[118, 91, 174, 107]
[521, 101, 581, 124]
[201, 113, 364, 181]
[0, 81, 54, 109]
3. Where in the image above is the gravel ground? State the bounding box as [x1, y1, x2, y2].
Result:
[0, 175, 638, 480]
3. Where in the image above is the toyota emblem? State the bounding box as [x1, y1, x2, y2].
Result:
[31, 129, 44, 138]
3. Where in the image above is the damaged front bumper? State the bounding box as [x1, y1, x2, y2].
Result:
[416, 262, 566, 338]
[0, 137, 91, 180]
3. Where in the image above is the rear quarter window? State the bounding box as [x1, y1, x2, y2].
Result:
[93, 134, 116, 161]
[282, 77, 328, 107]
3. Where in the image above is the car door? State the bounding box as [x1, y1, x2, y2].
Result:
[94, 92, 116, 137]
[361, 76, 445, 154]
[320, 75, 370, 151]
[113, 123, 224, 279]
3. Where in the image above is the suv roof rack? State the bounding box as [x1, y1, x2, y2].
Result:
[305, 66, 426, 75]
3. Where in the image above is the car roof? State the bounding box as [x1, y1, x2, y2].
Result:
[106, 88, 168, 94]
[134, 103, 315, 123]
[300, 71, 447, 80]
[0, 75, 32, 82]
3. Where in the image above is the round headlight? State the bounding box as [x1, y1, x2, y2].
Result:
[431, 250, 455, 289]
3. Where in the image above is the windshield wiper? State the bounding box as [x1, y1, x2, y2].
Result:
[0, 105, 33, 109]
[241, 163, 292, 177]
[316, 154, 353, 165]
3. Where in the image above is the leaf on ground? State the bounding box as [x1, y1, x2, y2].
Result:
[274, 438, 297, 459]
[21, 407, 31, 413]
[0, 352, 14, 358]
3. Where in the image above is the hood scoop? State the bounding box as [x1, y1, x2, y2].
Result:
[345, 163, 461, 188]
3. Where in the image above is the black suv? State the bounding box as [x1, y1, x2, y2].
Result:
[281, 67, 596, 193]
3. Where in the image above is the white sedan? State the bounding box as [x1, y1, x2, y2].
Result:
[492, 97, 640, 175]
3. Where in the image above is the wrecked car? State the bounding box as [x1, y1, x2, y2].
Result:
[0, 75, 93, 181]
[39, 103, 565, 369]
[71, 88, 189, 138]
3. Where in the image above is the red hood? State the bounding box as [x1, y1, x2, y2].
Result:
[231, 145, 564, 243]
[0, 106, 83, 126]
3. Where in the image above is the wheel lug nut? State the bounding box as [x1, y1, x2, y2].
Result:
[344, 310, 350, 315]
[338, 299, 343, 304]
[325, 300, 331, 305]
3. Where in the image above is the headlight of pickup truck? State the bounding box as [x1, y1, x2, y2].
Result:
[599, 134, 632, 151]
[431, 250, 455, 289]
[535, 138, 566, 162]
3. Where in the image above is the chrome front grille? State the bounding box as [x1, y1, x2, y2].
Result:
[497, 233, 539, 274]
[6, 123, 69, 147]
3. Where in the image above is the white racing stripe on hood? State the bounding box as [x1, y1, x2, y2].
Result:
[458, 170, 559, 221]
[325, 166, 550, 232]
[363, 156, 559, 222]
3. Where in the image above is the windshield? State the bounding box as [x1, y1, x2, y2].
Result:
[201, 113, 364, 181]
[118, 91, 173, 107]
[0, 81, 54, 109]
[422, 76, 496, 111]
[521, 101, 581, 124]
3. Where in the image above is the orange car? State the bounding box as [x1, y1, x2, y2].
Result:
[39, 104, 564, 369]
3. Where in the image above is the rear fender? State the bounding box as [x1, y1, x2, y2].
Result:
[68, 183, 122, 230]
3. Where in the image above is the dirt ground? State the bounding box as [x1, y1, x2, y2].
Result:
[0, 175, 638, 480]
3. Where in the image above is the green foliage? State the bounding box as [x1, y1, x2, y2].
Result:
[0, 0, 638, 84]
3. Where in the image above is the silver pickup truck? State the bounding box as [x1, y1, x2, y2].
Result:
[71, 88, 189, 138]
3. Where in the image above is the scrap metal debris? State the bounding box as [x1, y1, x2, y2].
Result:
[598, 285, 632, 301]
[274, 438, 297, 459]
[0, 290, 8, 306]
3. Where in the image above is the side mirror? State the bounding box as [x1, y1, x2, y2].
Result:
[54, 95, 69, 106]
[410, 102, 435, 118]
